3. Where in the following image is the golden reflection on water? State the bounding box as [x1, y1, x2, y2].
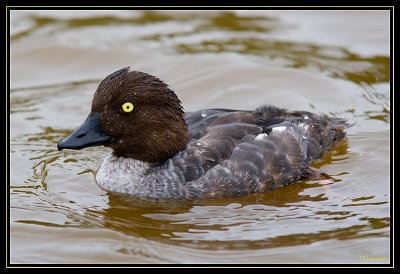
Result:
[176, 39, 389, 85]
[11, 10, 389, 88]
[11, 128, 389, 251]
[11, 11, 277, 42]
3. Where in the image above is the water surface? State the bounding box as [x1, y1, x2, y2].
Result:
[10, 10, 390, 264]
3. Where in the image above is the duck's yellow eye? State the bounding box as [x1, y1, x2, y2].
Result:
[121, 102, 134, 113]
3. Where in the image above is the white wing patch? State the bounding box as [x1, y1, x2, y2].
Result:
[271, 126, 288, 133]
[298, 123, 309, 132]
[255, 133, 268, 140]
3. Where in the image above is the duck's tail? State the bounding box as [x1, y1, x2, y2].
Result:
[253, 105, 351, 162]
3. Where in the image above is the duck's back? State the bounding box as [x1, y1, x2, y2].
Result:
[154, 105, 347, 199]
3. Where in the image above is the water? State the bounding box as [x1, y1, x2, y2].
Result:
[10, 10, 391, 264]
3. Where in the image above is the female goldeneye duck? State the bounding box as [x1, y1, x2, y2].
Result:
[58, 67, 348, 200]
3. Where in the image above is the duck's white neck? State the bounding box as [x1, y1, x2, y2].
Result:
[95, 152, 152, 195]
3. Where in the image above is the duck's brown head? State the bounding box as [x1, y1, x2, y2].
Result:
[57, 67, 189, 163]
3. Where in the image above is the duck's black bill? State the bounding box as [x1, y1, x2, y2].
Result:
[57, 112, 111, 151]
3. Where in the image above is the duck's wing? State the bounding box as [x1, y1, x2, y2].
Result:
[160, 111, 265, 185]
[185, 106, 348, 162]
[185, 108, 253, 139]
[253, 105, 348, 161]
[160, 106, 347, 199]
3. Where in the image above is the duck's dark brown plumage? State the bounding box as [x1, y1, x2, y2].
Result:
[158, 106, 347, 198]
[58, 67, 349, 199]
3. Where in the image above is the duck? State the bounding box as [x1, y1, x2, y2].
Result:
[57, 67, 348, 200]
